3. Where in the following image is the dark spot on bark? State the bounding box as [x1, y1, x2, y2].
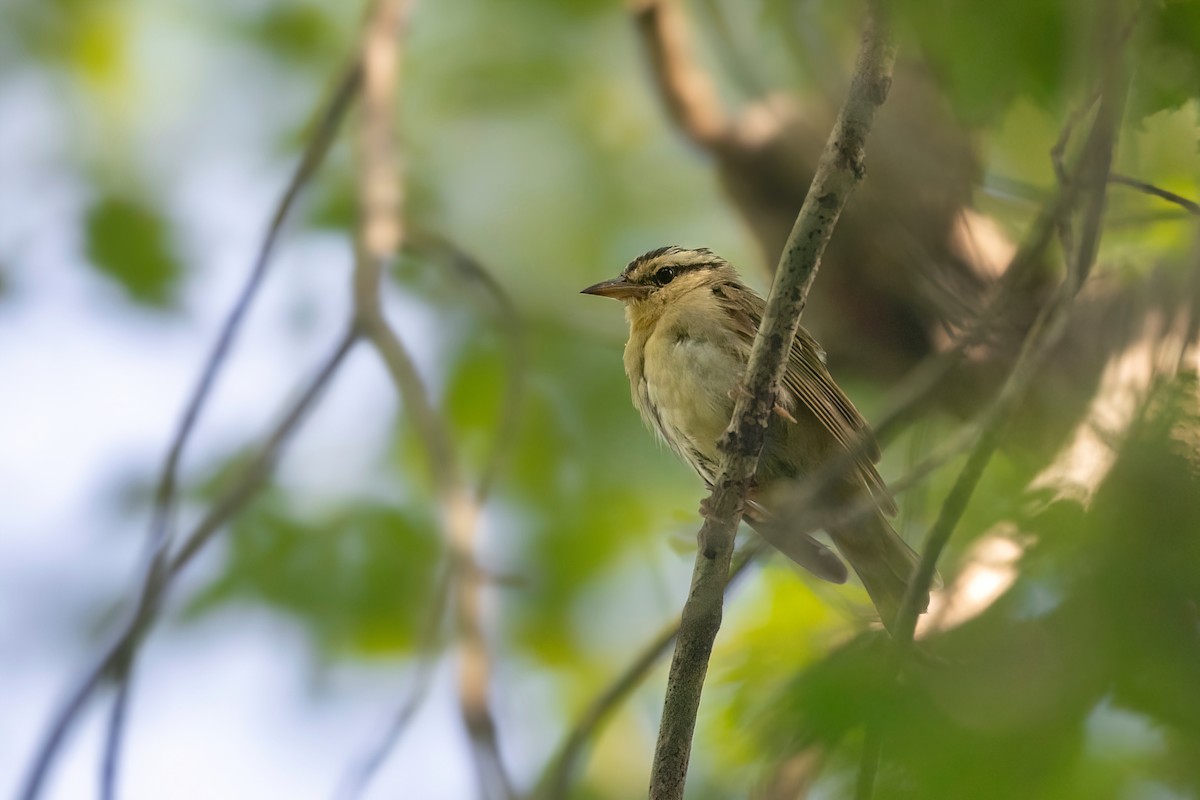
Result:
[833, 142, 866, 180]
[871, 75, 892, 105]
[817, 192, 838, 209]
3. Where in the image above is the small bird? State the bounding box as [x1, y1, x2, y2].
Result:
[582, 246, 927, 627]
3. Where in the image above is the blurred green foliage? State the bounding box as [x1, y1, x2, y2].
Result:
[236, 4, 343, 64]
[83, 194, 181, 307]
[5, 0, 1200, 796]
[751, 383, 1200, 799]
[1133, 0, 1200, 119]
[188, 497, 441, 656]
[895, 0, 1074, 123]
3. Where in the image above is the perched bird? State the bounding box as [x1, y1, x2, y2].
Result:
[582, 246, 928, 627]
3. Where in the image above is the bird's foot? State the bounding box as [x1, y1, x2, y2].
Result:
[726, 384, 796, 423]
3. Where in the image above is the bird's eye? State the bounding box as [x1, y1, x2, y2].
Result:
[653, 267, 677, 286]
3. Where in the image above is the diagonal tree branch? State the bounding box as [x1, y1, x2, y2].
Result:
[98, 56, 364, 800]
[23, 2, 523, 798]
[648, 5, 896, 798]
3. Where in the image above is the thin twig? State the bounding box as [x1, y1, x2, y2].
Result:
[1109, 173, 1200, 217]
[648, 9, 896, 795]
[896, 296, 1073, 653]
[147, 54, 363, 562]
[100, 648, 133, 800]
[18, 328, 359, 800]
[168, 330, 361, 574]
[96, 55, 364, 800]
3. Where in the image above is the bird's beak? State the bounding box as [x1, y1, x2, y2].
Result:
[580, 276, 648, 301]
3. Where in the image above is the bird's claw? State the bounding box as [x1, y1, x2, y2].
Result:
[727, 384, 797, 423]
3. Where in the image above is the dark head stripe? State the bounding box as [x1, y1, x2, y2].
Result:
[623, 247, 724, 281]
[623, 245, 680, 276]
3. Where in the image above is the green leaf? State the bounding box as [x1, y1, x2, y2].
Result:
[895, 0, 1072, 124]
[84, 194, 182, 307]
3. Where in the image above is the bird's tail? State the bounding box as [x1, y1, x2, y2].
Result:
[829, 513, 928, 631]
[745, 500, 849, 585]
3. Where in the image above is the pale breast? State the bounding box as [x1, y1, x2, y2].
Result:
[638, 319, 743, 482]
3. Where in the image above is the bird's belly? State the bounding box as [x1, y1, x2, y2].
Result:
[642, 336, 739, 473]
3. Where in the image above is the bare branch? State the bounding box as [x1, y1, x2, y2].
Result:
[1050, 91, 1099, 188]
[648, 10, 896, 795]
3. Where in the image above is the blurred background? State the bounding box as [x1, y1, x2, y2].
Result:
[3, 0, 1200, 798]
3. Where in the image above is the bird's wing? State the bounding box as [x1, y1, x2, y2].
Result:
[714, 281, 897, 516]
